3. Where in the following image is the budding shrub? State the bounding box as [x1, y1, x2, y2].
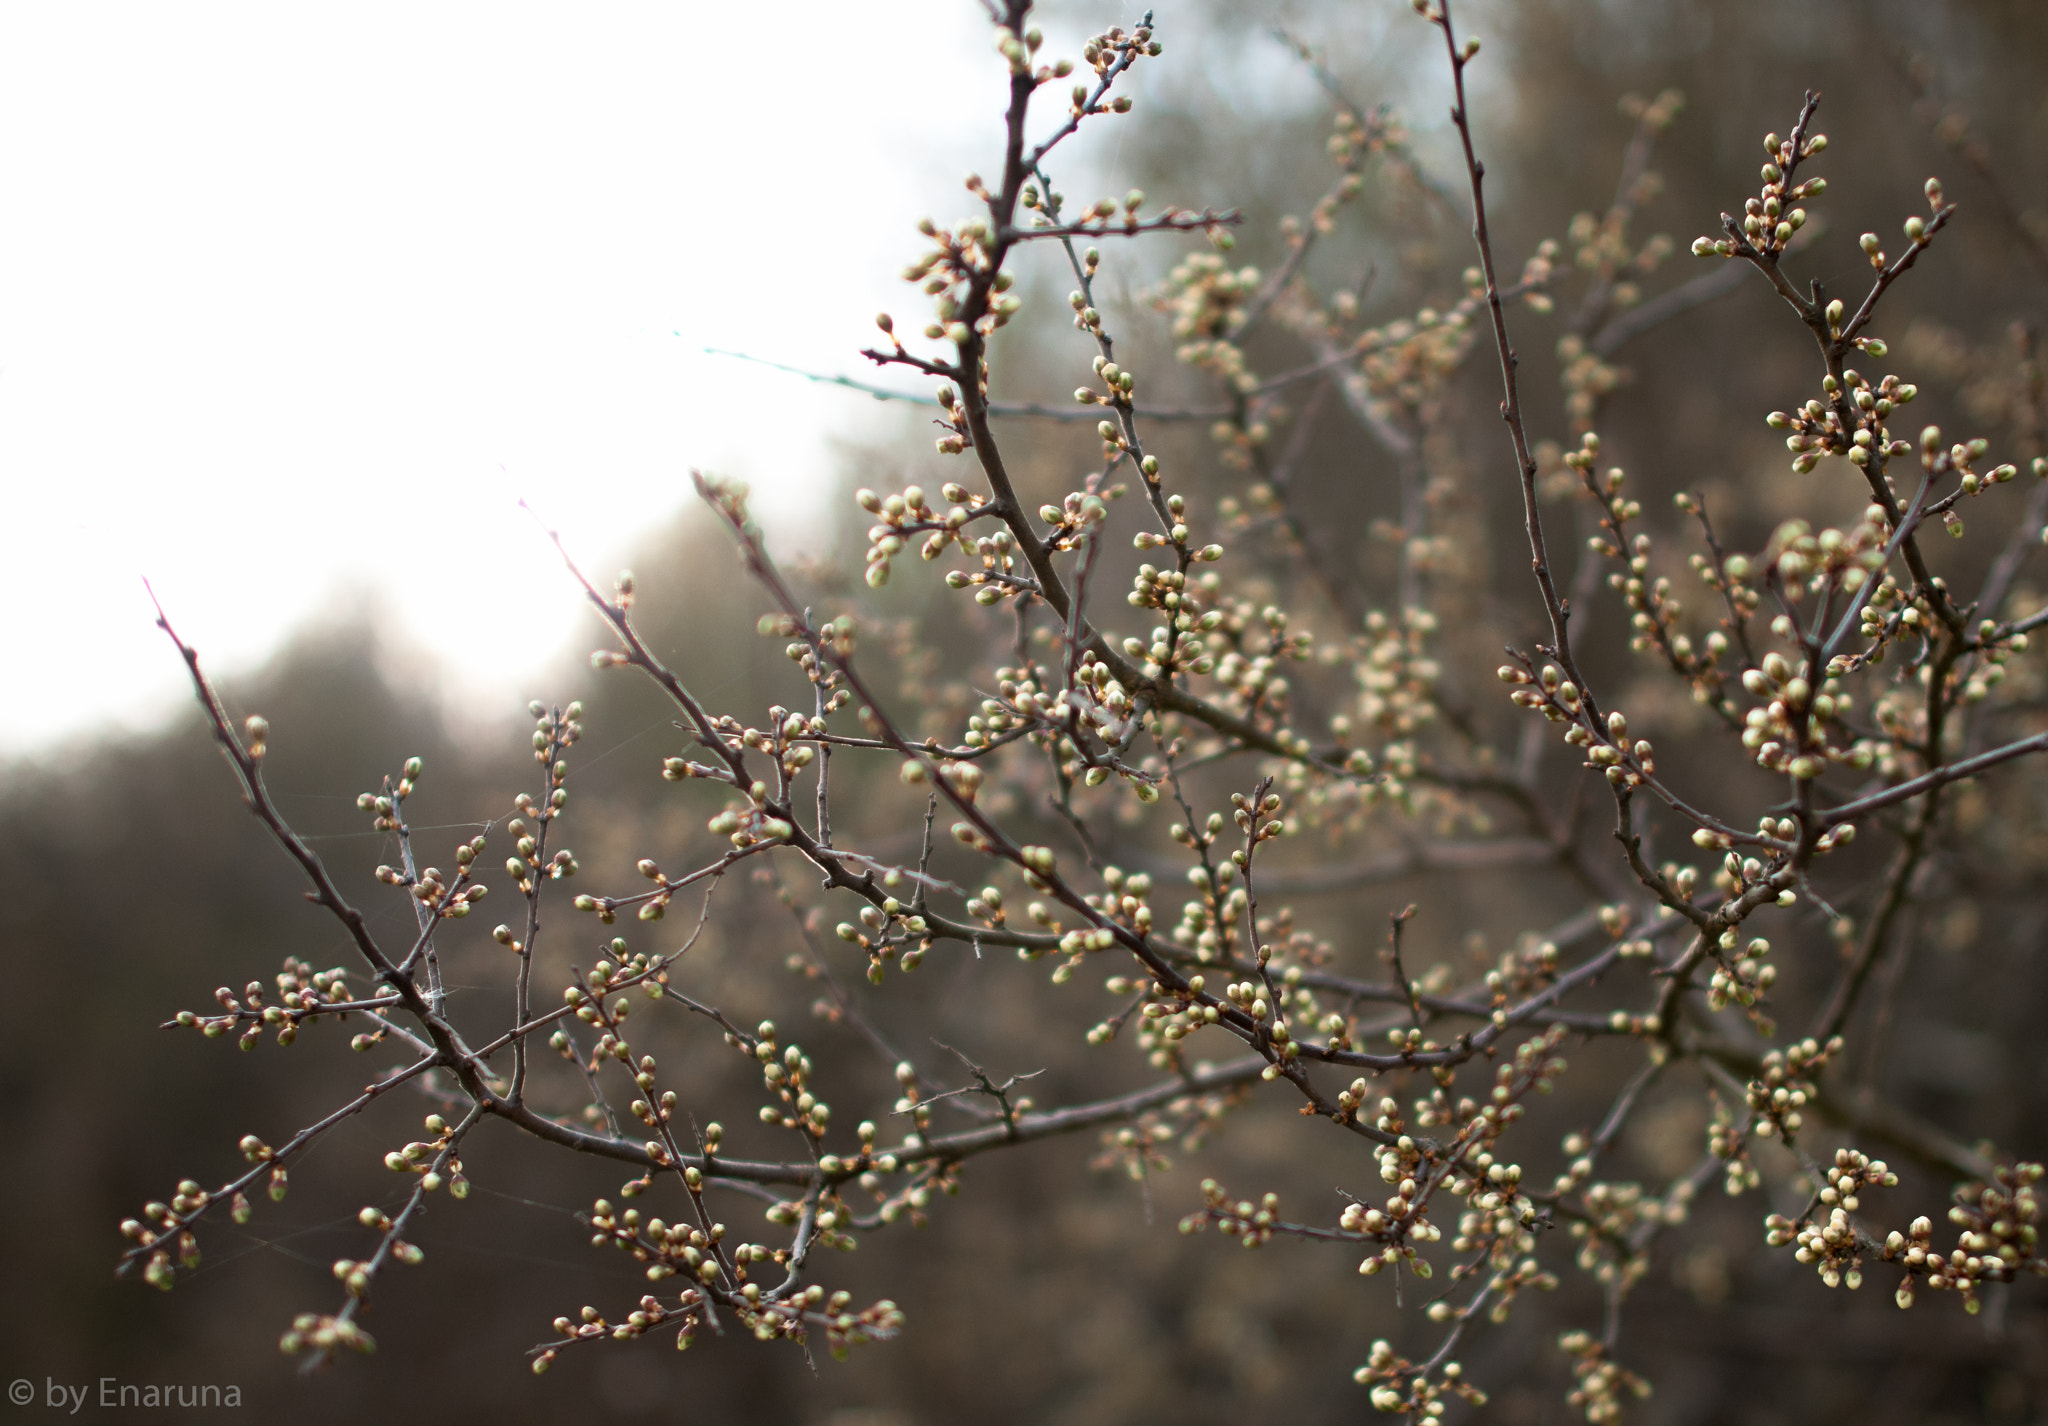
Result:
[123, 2, 2047, 1419]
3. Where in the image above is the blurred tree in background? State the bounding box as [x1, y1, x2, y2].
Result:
[6, 2, 2047, 1422]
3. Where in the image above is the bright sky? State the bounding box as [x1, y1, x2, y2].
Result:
[2, 2, 1049, 750]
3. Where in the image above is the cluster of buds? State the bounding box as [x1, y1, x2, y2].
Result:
[536, 1291, 704, 1368]
[891, 214, 1014, 351]
[1371, 1099, 1426, 1178]
[1484, 934, 1562, 1004]
[1330, 1075, 1382, 1125]
[860, 1156, 952, 1228]
[1354, 1337, 1486, 1416]
[335, 1223, 424, 1299]
[1484, 1030, 1570, 1109]
[1497, 661, 1579, 726]
[972, 658, 1134, 754]
[172, 958, 366, 1050]
[1354, 1180, 1443, 1277]
[1130, 490, 1219, 561]
[1926, 426, 2017, 540]
[1562, 91, 1683, 295]
[731, 704, 828, 783]
[809, 1296, 906, 1358]
[382, 841, 485, 918]
[1569, 1180, 1686, 1291]
[589, 1193, 757, 1288]
[1682, 521, 1763, 614]
[1105, 1089, 1235, 1178]
[886, 1058, 928, 1136]
[1353, 608, 1441, 737]
[1692, 123, 1828, 259]
[1559, 1332, 1652, 1423]
[1556, 332, 1623, 432]
[939, 521, 1031, 606]
[1336, 1100, 1441, 1274]
[1572, 183, 1672, 285]
[1445, 1147, 1538, 1274]
[1164, 857, 1247, 965]
[880, 21, 1165, 365]
[1122, 563, 1221, 680]
[1151, 251, 1260, 390]
[1207, 604, 1315, 726]
[213, 980, 292, 1052]
[1216, 974, 1270, 1023]
[277, 1313, 372, 1359]
[835, 894, 932, 980]
[1762, 1149, 1896, 1290]
[1325, 98, 1404, 180]
[353, 755, 428, 831]
[1958, 618, 2031, 703]
[905, 752, 985, 806]
[568, 897, 648, 932]
[1500, 661, 1657, 790]
[1229, 787, 1287, 859]
[1605, 536, 1690, 672]
[380, 1112, 464, 1195]
[373, 834, 478, 921]
[1125, 973, 1214, 1057]
[1706, 1097, 1763, 1196]
[1886, 1162, 2045, 1312]
[964, 883, 1006, 927]
[1706, 933, 1777, 1011]
[858, 484, 975, 588]
[1270, 99, 1378, 250]
[504, 813, 575, 898]
[1549, 1131, 1601, 1200]
[1029, 176, 1175, 243]
[1083, 865, 1155, 938]
[1457, 1255, 1557, 1330]
[545, 943, 668, 1049]
[751, 1024, 832, 1138]
[559, 951, 646, 1037]
[994, 20, 1073, 87]
[1822, 1146, 1897, 1212]
[625, 1051, 680, 1134]
[1076, 347, 1139, 415]
[1767, 370, 1920, 473]
[1076, 21, 1160, 90]
[1574, 444, 1711, 681]
[1768, 517, 1891, 609]
[1181, 1181, 1285, 1247]
[1730, 645, 1867, 785]
[1338, 299, 1488, 437]
[1646, 854, 1701, 904]
[1766, 1205, 1865, 1289]
[531, 700, 583, 758]
[512, 770, 569, 835]
[121, 1187, 210, 1288]
[1445, 1172, 1545, 1277]
[1745, 1035, 1843, 1139]
[1038, 484, 1112, 551]
[757, 610, 857, 712]
[699, 795, 796, 856]
[1395, 1043, 1488, 1131]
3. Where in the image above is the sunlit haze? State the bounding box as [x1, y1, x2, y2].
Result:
[0, 2, 1095, 750]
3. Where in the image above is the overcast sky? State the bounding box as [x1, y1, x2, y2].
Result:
[2, 2, 1145, 749]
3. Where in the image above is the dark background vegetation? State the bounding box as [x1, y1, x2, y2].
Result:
[4, 1, 2046, 1421]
